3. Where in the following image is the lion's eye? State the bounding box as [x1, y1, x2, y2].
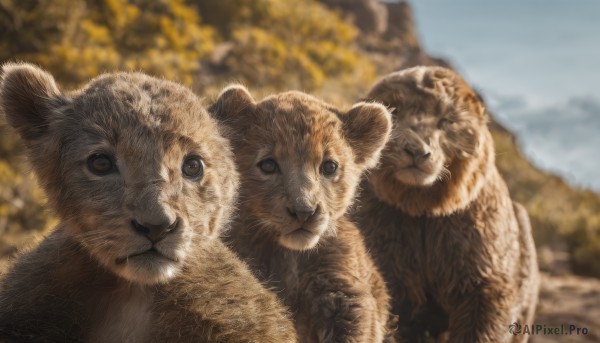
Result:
[182, 156, 204, 180]
[438, 118, 455, 128]
[321, 160, 338, 176]
[258, 158, 279, 174]
[87, 154, 115, 175]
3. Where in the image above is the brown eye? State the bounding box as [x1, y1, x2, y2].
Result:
[87, 154, 115, 175]
[182, 156, 204, 180]
[321, 160, 338, 176]
[258, 158, 279, 174]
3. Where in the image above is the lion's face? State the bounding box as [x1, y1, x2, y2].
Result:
[383, 98, 484, 187]
[0, 66, 238, 285]
[363, 67, 493, 216]
[234, 103, 358, 251]
[369, 67, 487, 188]
[211, 86, 391, 251]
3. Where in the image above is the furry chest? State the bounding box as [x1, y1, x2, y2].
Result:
[86, 287, 153, 343]
[277, 252, 302, 301]
[397, 215, 478, 282]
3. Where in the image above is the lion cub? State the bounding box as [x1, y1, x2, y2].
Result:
[211, 86, 395, 342]
[353, 66, 539, 343]
[0, 63, 295, 342]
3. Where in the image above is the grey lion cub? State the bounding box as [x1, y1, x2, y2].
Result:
[0, 63, 295, 342]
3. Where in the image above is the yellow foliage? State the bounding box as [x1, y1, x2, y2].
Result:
[1, 0, 371, 90]
[0, 121, 57, 263]
[1, 0, 217, 86]
[0, 0, 377, 264]
[221, 0, 374, 89]
[0, 132, 56, 257]
[494, 130, 600, 278]
[1, 0, 600, 281]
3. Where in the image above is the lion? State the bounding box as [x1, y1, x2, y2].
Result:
[352, 66, 539, 343]
[0, 63, 296, 342]
[210, 85, 397, 342]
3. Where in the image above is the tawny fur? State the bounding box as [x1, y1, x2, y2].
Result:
[0, 63, 296, 342]
[210, 85, 397, 342]
[352, 66, 539, 343]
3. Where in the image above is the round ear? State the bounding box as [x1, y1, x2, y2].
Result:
[0, 62, 64, 141]
[340, 101, 392, 168]
[208, 84, 256, 128]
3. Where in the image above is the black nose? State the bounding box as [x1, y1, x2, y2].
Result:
[131, 218, 179, 243]
[403, 147, 431, 163]
[287, 205, 318, 223]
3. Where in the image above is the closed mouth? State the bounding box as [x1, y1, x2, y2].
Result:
[279, 227, 316, 243]
[282, 228, 317, 246]
[115, 248, 179, 265]
[403, 164, 424, 171]
[400, 164, 436, 177]
[288, 227, 313, 235]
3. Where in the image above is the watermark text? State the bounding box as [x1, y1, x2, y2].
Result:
[509, 322, 589, 336]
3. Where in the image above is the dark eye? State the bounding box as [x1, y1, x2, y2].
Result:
[258, 158, 279, 174]
[182, 156, 204, 180]
[438, 118, 454, 128]
[87, 154, 115, 175]
[321, 160, 338, 176]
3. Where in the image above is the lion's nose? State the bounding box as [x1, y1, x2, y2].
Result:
[131, 217, 179, 243]
[403, 147, 431, 164]
[287, 205, 319, 223]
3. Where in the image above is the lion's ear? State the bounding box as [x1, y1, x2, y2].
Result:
[0, 63, 65, 141]
[340, 101, 392, 168]
[209, 84, 256, 128]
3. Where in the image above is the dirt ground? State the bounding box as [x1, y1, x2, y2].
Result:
[531, 272, 600, 342]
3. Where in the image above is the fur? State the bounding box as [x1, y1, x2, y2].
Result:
[211, 85, 397, 342]
[352, 66, 539, 343]
[0, 63, 296, 342]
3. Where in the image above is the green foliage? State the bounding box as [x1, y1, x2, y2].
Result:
[1, 0, 373, 89]
[0, 0, 376, 265]
[0, 124, 56, 261]
[188, 0, 265, 39]
[1, 0, 217, 86]
[2, 0, 599, 281]
[494, 130, 600, 278]
[194, 0, 375, 89]
[567, 223, 600, 277]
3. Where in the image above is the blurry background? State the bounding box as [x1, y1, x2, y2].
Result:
[411, 0, 600, 193]
[0, 1, 598, 341]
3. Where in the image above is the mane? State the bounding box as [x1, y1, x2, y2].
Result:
[369, 129, 495, 216]
[364, 67, 494, 216]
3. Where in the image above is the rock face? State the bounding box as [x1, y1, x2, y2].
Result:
[320, 0, 388, 35]
[319, 0, 420, 48]
[383, 1, 420, 50]
[319, 0, 452, 70]
[322, 3, 600, 342]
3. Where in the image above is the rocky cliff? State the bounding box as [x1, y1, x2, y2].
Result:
[318, 1, 600, 341]
[0, 1, 598, 340]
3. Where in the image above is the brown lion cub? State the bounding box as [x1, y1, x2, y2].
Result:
[352, 66, 539, 343]
[211, 85, 396, 342]
[0, 63, 296, 342]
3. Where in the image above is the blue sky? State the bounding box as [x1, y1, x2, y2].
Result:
[409, 0, 600, 191]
